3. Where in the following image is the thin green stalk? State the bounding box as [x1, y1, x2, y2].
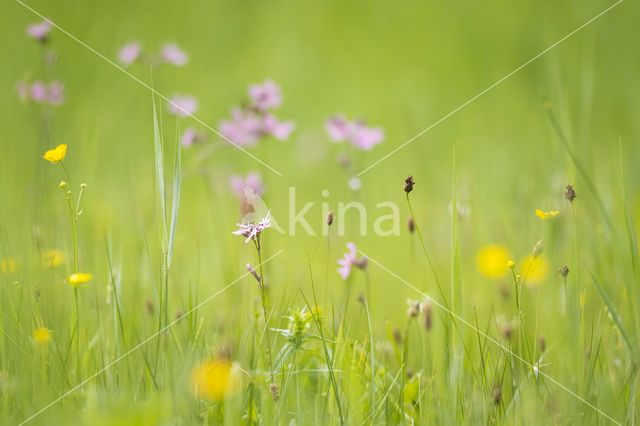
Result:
[254, 237, 275, 385]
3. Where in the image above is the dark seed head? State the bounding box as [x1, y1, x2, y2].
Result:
[327, 210, 334, 226]
[492, 383, 502, 404]
[407, 216, 415, 233]
[404, 175, 415, 194]
[558, 264, 569, 279]
[564, 185, 577, 203]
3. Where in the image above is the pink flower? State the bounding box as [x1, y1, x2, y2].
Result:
[26, 21, 52, 41]
[229, 172, 264, 198]
[47, 81, 64, 105]
[350, 122, 384, 150]
[219, 107, 261, 146]
[248, 80, 282, 111]
[30, 81, 47, 102]
[118, 42, 141, 66]
[261, 114, 295, 141]
[325, 114, 384, 150]
[337, 243, 367, 279]
[181, 127, 207, 147]
[232, 211, 272, 243]
[161, 43, 188, 66]
[326, 115, 351, 142]
[168, 95, 197, 116]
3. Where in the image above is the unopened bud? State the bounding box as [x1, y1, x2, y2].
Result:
[247, 264, 261, 283]
[327, 211, 334, 226]
[532, 240, 544, 257]
[59, 181, 67, 189]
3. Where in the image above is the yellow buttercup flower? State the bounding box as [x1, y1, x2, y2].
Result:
[191, 358, 240, 401]
[519, 255, 549, 286]
[507, 260, 516, 270]
[476, 244, 511, 279]
[66, 273, 92, 288]
[535, 209, 559, 220]
[42, 249, 64, 267]
[33, 327, 52, 344]
[43, 144, 67, 163]
[1, 258, 16, 274]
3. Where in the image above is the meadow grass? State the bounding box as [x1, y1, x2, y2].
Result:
[1, 0, 639, 425]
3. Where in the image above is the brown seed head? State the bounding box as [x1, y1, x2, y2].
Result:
[407, 216, 415, 233]
[327, 210, 334, 226]
[404, 175, 415, 194]
[558, 264, 569, 278]
[564, 185, 576, 203]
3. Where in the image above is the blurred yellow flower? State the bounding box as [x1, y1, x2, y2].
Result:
[519, 255, 549, 286]
[42, 249, 64, 267]
[535, 209, 559, 220]
[507, 260, 516, 270]
[66, 273, 92, 288]
[191, 358, 240, 401]
[43, 144, 67, 163]
[33, 327, 52, 344]
[1, 258, 16, 273]
[476, 244, 510, 279]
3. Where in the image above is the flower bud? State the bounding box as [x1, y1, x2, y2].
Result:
[59, 181, 67, 189]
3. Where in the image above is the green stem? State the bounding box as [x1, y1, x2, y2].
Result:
[255, 238, 275, 385]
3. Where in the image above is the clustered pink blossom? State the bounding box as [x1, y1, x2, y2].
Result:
[181, 127, 208, 147]
[16, 80, 65, 106]
[219, 80, 295, 146]
[161, 43, 188, 66]
[26, 20, 52, 41]
[229, 172, 264, 198]
[118, 42, 142, 66]
[168, 94, 198, 116]
[117, 41, 188, 67]
[337, 242, 368, 279]
[232, 211, 272, 243]
[248, 79, 282, 112]
[326, 114, 384, 151]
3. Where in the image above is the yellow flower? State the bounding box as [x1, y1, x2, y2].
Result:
[519, 255, 549, 286]
[191, 358, 240, 401]
[43, 144, 67, 163]
[66, 273, 92, 288]
[42, 249, 64, 267]
[1, 258, 16, 273]
[476, 244, 511, 279]
[507, 260, 516, 270]
[535, 209, 559, 220]
[33, 327, 52, 344]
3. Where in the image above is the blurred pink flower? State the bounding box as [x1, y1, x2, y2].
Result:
[229, 172, 264, 198]
[161, 43, 188, 66]
[337, 242, 367, 279]
[168, 95, 197, 116]
[30, 81, 47, 102]
[181, 127, 208, 147]
[261, 114, 295, 141]
[47, 81, 65, 105]
[219, 107, 261, 146]
[26, 21, 52, 41]
[326, 114, 384, 150]
[350, 122, 384, 150]
[326, 115, 351, 142]
[232, 211, 272, 243]
[118, 42, 141, 66]
[248, 80, 282, 111]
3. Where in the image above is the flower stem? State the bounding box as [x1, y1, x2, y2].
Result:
[255, 238, 275, 385]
